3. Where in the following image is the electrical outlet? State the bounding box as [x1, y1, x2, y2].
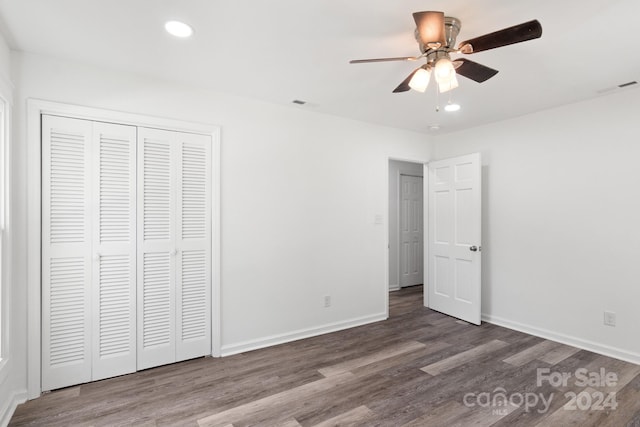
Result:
[604, 311, 616, 327]
[324, 295, 331, 308]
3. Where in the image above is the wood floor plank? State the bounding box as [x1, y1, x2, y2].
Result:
[310, 405, 374, 427]
[503, 339, 582, 367]
[350, 340, 451, 378]
[420, 339, 509, 376]
[453, 402, 519, 426]
[503, 340, 559, 366]
[400, 401, 470, 427]
[318, 340, 426, 377]
[278, 419, 302, 427]
[197, 372, 355, 427]
[282, 372, 393, 426]
[538, 343, 582, 365]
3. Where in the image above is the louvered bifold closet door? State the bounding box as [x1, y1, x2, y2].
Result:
[137, 127, 178, 369]
[91, 122, 137, 381]
[137, 128, 212, 369]
[176, 132, 212, 361]
[42, 115, 93, 391]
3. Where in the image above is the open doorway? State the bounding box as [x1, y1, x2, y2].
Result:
[388, 160, 424, 301]
[387, 154, 482, 324]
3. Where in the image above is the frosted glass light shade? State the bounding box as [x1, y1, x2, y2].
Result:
[438, 73, 459, 93]
[434, 58, 455, 84]
[409, 68, 432, 92]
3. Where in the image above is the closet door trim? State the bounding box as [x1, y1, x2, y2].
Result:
[27, 99, 221, 398]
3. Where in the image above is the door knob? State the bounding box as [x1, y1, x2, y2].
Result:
[469, 246, 479, 252]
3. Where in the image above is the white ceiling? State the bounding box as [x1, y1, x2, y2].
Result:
[0, 0, 639, 134]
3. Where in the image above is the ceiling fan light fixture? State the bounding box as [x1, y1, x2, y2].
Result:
[434, 57, 456, 84]
[438, 73, 459, 93]
[413, 11, 446, 49]
[409, 67, 431, 92]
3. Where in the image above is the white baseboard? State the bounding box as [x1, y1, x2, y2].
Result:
[221, 313, 388, 357]
[0, 389, 27, 427]
[482, 313, 640, 365]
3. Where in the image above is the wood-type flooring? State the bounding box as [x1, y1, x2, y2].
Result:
[10, 285, 640, 426]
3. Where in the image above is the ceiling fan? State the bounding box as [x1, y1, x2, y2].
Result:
[350, 12, 542, 94]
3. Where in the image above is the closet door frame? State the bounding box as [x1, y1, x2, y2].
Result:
[26, 99, 221, 399]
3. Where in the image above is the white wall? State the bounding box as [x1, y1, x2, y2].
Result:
[8, 51, 431, 397]
[0, 32, 25, 427]
[388, 160, 424, 291]
[0, 34, 9, 82]
[432, 87, 640, 363]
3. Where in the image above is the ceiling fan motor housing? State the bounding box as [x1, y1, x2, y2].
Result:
[426, 50, 452, 68]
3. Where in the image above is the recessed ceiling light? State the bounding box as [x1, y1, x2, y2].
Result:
[444, 103, 461, 112]
[165, 20, 193, 38]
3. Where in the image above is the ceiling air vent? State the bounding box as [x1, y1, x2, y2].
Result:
[292, 99, 307, 105]
[597, 81, 638, 94]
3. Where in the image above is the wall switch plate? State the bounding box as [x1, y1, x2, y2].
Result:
[604, 311, 616, 327]
[324, 295, 331, 308]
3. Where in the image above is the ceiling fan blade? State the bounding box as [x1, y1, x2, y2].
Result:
[458, 20, 542, 54]
[412, 11, 445, 49]
[453, 58, 499, 83]
[392, 68, 420, 93]
[349, 56, 419, 64]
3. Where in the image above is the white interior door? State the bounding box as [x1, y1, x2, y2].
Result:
[137, 127, 177, 370]
[137, 127, 212, 369]
[42, 116, 138, 390]
[175, 132, 212, 361]
[91, 121, 137, 381]
[427, 153, 482, 325]
[400, 175, 423, 287]
[42, 115, 93, 390]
